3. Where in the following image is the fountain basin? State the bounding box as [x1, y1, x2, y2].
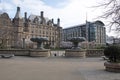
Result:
[30, 37, 50, 57]
[65, 37, 86, 57]
[29, 49, 50, 57]
[30, 37, 48, 49]
[65, 49, 86, 58]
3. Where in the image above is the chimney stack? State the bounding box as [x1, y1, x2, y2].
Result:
[17, 6, 20, 12]
[51, 19, 54, 23]
[14, 6, 21, 19]
[41, 11, 44, 18]
[57, 18, 60, 26]
[24, 12, 27, 21]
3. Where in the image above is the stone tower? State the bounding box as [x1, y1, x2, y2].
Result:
[12, 7, 24, 48]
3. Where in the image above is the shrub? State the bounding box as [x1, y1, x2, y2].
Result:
[104, 45, 120, 62]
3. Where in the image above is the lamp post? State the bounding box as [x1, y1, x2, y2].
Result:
[6, 38, 8, 48]
[22, 38, 25, 49]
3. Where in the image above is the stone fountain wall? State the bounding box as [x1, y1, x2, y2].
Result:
[29, 49, 50, 57]
[0, 49, 50, 57]
[0, 49, 104, 57]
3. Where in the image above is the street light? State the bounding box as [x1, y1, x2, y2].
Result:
[22, 38, 25, 49]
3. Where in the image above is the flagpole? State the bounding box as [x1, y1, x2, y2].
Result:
[86, 12, 89, 49]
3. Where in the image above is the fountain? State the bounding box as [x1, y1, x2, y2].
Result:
[29, 37, 50, 57]
[30, 37, 48, 49]
[65, 37, 86, 57]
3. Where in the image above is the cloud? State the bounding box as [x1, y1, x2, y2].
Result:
[0, 0, 105, 28]
[0, 0, 117, 36]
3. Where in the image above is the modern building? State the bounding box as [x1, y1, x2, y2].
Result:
[106, 35, 120, 45]
[0, 7, 62, 49]
[62, 21, 106, 47]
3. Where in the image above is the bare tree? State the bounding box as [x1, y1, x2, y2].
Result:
[0, 27, 14, 48]
[97, 0, 120, 32]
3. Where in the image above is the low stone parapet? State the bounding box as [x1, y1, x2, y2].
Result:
[65, 49, 104, 57]
[0, 49, 29, 56]
[0, 49, 104, 57]
[86, 49, 104, 57]
[0, 49, 50, 57]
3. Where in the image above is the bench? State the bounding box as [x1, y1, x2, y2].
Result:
[0, 54, 14, 58]
[101, 56, 108, 60]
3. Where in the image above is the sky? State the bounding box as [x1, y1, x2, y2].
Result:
[0, 0, 116, 36]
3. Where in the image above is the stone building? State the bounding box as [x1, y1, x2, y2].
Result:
[0, 7, 62, 49]
[0, 12, 14, 48]
[62, 21, 106, 48]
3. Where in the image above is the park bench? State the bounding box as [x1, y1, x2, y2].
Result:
[0, 54, 14, 58]
[101, 56, 108, 60]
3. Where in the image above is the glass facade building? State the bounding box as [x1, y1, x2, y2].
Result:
[62, 20, 106, 46]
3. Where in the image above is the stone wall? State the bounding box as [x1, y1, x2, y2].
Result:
[86, 49, 104, 57]
[51, 49, 104, 57]
[0, 49, 29, 56]
[0, 49, 104, 57]
[0, 49, 50, 57]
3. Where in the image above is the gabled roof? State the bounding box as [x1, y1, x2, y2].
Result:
[28, 14, 51, 23]
[0, 12, 10, 19]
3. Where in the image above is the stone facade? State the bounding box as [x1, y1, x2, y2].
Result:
[0, 7, 62, 49]
[0, 13, 14, 48]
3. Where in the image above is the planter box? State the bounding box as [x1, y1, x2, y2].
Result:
[104, 62, 120, 73]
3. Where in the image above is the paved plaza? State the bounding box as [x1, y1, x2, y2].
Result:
[0, 56, 120, 80]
